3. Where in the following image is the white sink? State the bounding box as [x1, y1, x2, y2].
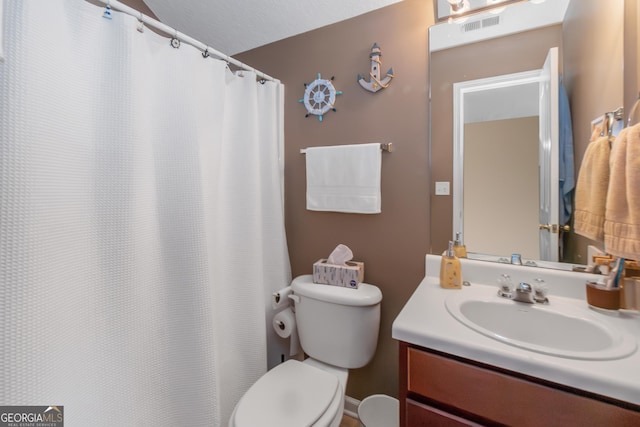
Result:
[445, 288, 637, 360]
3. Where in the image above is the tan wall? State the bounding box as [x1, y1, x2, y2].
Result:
[626, 0, 640, 112]
[237, 0, 433, 399]
[430, 25, 564, 256]
[464, 117, 539, 259]
[562, 0, 625, 263]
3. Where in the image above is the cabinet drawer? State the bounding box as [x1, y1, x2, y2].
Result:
[407, 347, 640, 426]
[406, 398, 481, 427]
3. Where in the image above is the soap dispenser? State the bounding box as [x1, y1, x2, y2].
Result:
[440, 241, 462, 289]
[453, 232, 467, 258]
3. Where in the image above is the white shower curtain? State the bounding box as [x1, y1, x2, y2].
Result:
[0, 1, 291, 425]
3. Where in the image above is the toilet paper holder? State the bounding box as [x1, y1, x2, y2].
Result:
[273, 292, 299, 304]
[274, 294, 299, 330]
[272, 286, 299, 310]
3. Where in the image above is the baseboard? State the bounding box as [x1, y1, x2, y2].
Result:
[343, 395, 360, 419]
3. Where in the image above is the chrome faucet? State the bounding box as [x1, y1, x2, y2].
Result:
[512, 282, 535, 303]
[500, 280, 549, 304]
[510, 253, 523, 265]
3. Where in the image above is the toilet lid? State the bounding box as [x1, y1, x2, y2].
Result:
[234, 360, 339, 427]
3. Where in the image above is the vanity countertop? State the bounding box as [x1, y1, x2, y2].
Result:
[392, 255, 640, 407]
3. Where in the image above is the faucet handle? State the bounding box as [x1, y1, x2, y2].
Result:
[497, 274, 513, 298]
[533, 278, 549, 304]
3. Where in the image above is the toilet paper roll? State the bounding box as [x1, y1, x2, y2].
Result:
[272, 286, 292, 310]
[273, 308, 295, 338]
[272, 308, 302, 356]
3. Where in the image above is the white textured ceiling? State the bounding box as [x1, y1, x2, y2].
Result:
[142, 0, 405, 55]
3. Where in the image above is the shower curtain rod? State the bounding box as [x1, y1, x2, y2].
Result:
[95, 0, 279, 84]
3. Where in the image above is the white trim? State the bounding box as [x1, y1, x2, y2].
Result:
[343, 395, 361, 420]
[453, 70, 542, 243]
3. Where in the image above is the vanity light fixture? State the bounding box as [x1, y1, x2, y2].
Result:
[437, 0, 526, 23]
[448, 0, 471, 14]
[446, 0, 471, 23]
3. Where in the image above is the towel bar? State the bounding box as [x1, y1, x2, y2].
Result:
[300, 142, 393, 154]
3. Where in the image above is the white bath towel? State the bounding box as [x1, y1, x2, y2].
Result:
[306, 143, 381, 214]
[604, 124, 640, 260]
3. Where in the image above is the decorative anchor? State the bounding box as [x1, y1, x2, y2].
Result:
[357, 43, 394, 93]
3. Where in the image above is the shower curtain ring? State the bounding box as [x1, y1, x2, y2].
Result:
[102, 0, 113, 20]
[137, 12, 144, 33]
[170, 32, 180, 49]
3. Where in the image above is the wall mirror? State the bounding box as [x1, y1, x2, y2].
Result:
[429, 0, 634, 270]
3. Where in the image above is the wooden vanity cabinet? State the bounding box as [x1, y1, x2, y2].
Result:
[399, 342, 640, 427]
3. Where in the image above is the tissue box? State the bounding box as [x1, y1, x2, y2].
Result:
[312, 259, 364, 289]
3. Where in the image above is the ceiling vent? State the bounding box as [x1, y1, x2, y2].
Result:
[460, 15, 501, 33]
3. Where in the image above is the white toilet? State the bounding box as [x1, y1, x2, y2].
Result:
[229, 274, 382, 427]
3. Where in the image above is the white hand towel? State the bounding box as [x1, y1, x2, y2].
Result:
[306, 143, 382, 214]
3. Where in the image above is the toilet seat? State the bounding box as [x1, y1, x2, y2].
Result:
[231, 359, 340, 427]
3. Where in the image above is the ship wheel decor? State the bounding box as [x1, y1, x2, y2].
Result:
[298, 73, 342, 122]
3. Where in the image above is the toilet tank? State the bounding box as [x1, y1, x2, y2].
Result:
[291, 275, 382, 369]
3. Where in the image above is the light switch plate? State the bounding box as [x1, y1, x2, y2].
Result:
[435, 181, 450, 195]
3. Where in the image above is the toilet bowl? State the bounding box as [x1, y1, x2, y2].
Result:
[229, 275, 382, 427]
[229, 358, 348, 427]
